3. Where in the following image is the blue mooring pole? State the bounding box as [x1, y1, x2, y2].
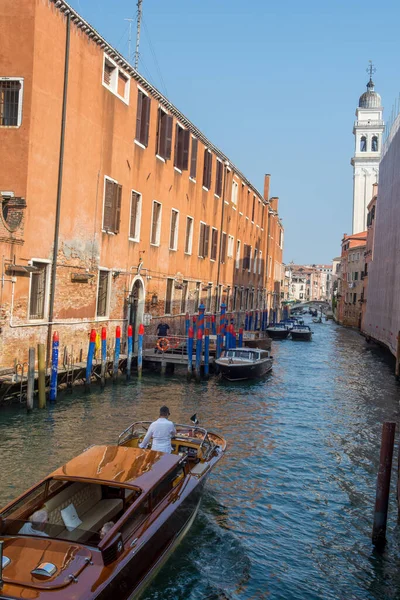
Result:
[238, 327, 243, 348]
[187, 326, 194, 381]
[216, 326, 222, 359]
[185, 312, 190, 336]
[249, 310, 253, 331]
[85, 329, 96, 392]
[113, 326, 121, 382]
[195, 328, 202, 383]
[138, 323, 144, 379]
[126, 324, 133, 381]
[220, 303, 227, 337]
[254, 310, 259, 331]
[101, 326, 107, 388]
[212, 314, 216, 335]
[204, 328, 210, 379]
[245, 311, 249, 331]
[49, 331, 59, 402]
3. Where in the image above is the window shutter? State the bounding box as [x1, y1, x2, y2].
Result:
[182, 130, 190, 171]
[207, 153, 212, 190]
[199, 223, 205, 257]
[165, 115, 173, 160]
[221, 233, 227, 263]
[170, 210, 177, 249]
[190, 139, 198, 178]
[114, 185, 122, 233]
[203, 150, 208, 188]
[215, 161, 223, 196]
[157, 110, 165, 157]
[142, 95, 151, 147]
[103, 180, 114, 230]
[204, 225, 210, 257]
[130, 193, 137, 238]
[135, 92, 143, 141]
[174, 124, 180, 168]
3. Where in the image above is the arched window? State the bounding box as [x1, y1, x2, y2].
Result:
[360, 136, 367, 152]
[372, 136, 378, 152]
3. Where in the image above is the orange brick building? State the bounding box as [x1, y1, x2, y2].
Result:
[0, 0, 284, 367]
[337, 232, 367, 328]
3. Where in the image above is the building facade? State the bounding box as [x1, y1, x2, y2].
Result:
[337, 233, 366, 328]
[351, 74, 384, 234]
[0, 0, 284, 367]
[360, 184, 377, 331]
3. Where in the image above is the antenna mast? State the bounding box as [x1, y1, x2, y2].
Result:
[135, 0, 143, 71]
[124, 17, 134, 63]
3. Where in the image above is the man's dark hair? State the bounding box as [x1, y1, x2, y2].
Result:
[160, 406, 170, 417]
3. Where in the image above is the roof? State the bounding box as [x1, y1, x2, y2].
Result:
[359, 79, 382, 109]
[51, 445, 181, 491]
[49, 0, 268, 206]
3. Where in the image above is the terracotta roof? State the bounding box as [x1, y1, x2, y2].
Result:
[51, 445, 181, 491]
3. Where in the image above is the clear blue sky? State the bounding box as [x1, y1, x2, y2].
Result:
[69, 0, 400, 264]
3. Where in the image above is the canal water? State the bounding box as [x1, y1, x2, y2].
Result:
[1, 319, 400, 599]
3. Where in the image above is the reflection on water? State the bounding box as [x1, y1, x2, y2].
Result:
[1, 320, 400, 599]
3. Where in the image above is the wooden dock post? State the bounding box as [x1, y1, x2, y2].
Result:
[204, 328, 210, 380]
[161, 359, 167, 376]
[85, 329, 96, 392]
[37, 343, 46, 408]
[126, 324, 133, 380]
[49, 331, 59, 402]
[137, 323, 144, 379]
[372, 421, 396, 548]
[195, 328, 202, 383]
[100, 327, 107, 388]
[113, 326, 121, 383]
[26, 347, 35, 412]
[187, 326, 194, 381]
[395, 331, 400, 378]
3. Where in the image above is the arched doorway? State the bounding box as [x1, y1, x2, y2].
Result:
[129, 276, 145, 352]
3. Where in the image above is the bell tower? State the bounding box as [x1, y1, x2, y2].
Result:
[351, 63, 384, 234]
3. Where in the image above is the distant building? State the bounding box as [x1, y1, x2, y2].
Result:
[337, 232, 367, 328]
[360, 184, 377, 331]
[351, 71, 384, 234]
[286, 264, 330, 302]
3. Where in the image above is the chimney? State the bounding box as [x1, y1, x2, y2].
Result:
[263, 174, 271, 201]
[270, 196, 279, 212]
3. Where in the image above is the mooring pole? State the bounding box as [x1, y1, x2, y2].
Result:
[26, 347, 35, 413]
[126, 324, 133, 380]
[138, 323, 144, 379]
[238, 327, 243, 348]
[254, 310, 259, 331]
[113, 326, 121, 382]
[185, 312, 190, 336]
[248, 311, 253, 331]
[85, 329, 96, 392]
[244, 311, 249, 331]
[37, 343, 46, 408]
[211, 314, 216, 335]
[396, 331, 400, 379]
[100, 327, 107, 388]
[187, 326, 194, 381]
[195, 328, 202, 383]
[192, 314, 197, 338]
[49, 331, 59, 402]
[231, 324, 236, 348]
[204, 328, 210, 380]
[372, 421, 396, 548]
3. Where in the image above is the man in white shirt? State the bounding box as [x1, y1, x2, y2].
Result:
[19, 510, 49, 537]
[139, 406, 176, 453]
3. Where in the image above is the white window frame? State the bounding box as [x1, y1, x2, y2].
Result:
[150, 200, 162, 246]
[185, 216, 194, 255]
[0, 77, 24, 128]
[232, 180, 238, 205]
[227, 235, 234, 258]
[28, 259, 51, 322]
[102, 54, 130, 105]
[96, 267, 112, 320]
[129, 189, 142, 242]
[169, 208, 179, 251]
[235, 239, 241, 269]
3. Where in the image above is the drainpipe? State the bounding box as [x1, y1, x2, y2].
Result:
[215, 161, 229, 311]
[46, 12, 71, 366]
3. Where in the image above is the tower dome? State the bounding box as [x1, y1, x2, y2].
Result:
[359, 78, 382, 108]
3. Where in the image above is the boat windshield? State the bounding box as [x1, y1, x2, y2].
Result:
[224, 350, 259, 360]
[0, 478, 139, 545]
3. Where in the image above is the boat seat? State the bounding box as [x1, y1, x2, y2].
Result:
[42, 482, 122, 542]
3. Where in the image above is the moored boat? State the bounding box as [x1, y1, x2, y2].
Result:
[0, 423, 226, 599]
[215, 347, 273, 381]
[291, 324, 312, 341]
[266, 324, 290, 339]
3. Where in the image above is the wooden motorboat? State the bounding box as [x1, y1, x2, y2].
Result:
[0, 423, 226, 599]
[215, 347, 273, 381]
[312, 317, 322, 324]
[291, 324, 312, 341]
[266, 324, 290, 339]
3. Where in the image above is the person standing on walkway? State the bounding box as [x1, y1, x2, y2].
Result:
[139, 406, 176, 453]
[155, 319, 170, 353]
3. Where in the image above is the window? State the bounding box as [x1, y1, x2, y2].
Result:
[156, 108, 173, 160]
[103, 178, 122, 234]
[165, 278, 173, 314]
[185, 216, 194, 254]
[169, 209, 179, 250]
[233, 286, 238, 311]
[251, 196, 256, 222]
[29, 261, 49, 320]
[258, 251, 262, 275]
[203, 150, 212, 190]
[227, 235, 234, 258]
[372, 136, 378, 152]
[97, 270, 110, 317]
[198, 222, 210, 258]
[135, 89, 151, 147]
[243, 244, 251, 271]
[354, 271, 359, 281]
[253, 249, 258, 274]
[210, 228, 218, 261]
[215, 160, 223, 197]
[151, 201, 162, 245]
[360, 136, 367, 152]
[0, 78, 23, 127]
[129, 191, 142, 241]
[174, 124, 190, 170]
[103, 55, 130, 103]
[232, 180, 238, 205]
[353, 293, 357, 304]
[221, 232, 227, 264]
[181, 280, 188, 313]
[190, 138, 198, 180]
[279, 229, 283, 249]
[235, 240, 241, 269]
